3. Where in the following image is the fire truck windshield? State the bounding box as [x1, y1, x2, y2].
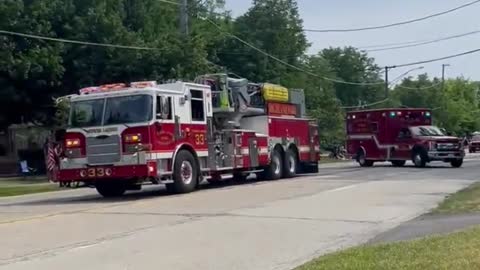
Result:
[410, 126, 445, 137]
[69, 95, 153, 128]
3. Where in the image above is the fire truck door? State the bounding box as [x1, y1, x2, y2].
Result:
[249, 138, 259, 167]
[154, 95, 176, 149]
[392, 128, 413, 160]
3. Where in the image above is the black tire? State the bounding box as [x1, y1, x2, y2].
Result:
[233, 173, 249, 181]
[357, 150, 373, 167]
[260, 149, 283, 180]
[95, 181, 126, 198]
[283, 148, 298, 178]
[451, 159, 463, 168]
[300, 162, 319, 174]
[391, 160, 406, 167]
[412, 149, 427, 168]
[171, 150, 198, 194]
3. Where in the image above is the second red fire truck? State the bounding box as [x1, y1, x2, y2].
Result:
[346, 108, 465, 168]
[51, 74, 320, 197]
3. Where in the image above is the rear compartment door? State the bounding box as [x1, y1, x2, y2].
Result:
[308, 122, 319, 162]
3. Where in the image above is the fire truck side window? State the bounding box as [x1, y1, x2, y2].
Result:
[191, 90, 205, 122]
[156, 96, 172, 120]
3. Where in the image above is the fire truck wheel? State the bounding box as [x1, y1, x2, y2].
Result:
[391, 160, 406, 167]
[261, 149, 283, 180]
[172, 150, 198, 193]
[451, 159, 463, 168]
[357, 150, 373, 167]
[283, 148, 298, 178]
[412, 150, 427, 168]
[95, 181, 127, 198]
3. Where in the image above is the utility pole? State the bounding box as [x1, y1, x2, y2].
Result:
[442, 64, 450, 91]
[179, 0, 189, 37]
[384, 66, 389, 98]
[384, 65, 398, 98]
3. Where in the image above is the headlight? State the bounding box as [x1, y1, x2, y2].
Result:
[428, 141, 437, 150]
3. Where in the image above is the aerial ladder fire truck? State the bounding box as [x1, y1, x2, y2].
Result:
[50, 74, 320, 197]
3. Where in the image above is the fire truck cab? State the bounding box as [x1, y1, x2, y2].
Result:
[55, 75, 320, 197]
[346, 108, 464, 168]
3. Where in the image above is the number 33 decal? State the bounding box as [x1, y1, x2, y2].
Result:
[195, 134, 205, 145]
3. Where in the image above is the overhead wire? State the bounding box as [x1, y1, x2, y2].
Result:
[340, 99, 390, 109]
[202, 17, 385, 86]
[396, 81, 443, 90]
[392, 48, 480, 68]
[364, 30, 480, 52]
[0, 30, 164, 50]
[304, 0, 480, 33]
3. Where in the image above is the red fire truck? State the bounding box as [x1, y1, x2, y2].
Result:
[51, 74, 320, 197]
[346, 108, 464, 168]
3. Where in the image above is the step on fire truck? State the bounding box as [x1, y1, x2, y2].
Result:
[52, 74, 320, 197]
[346, 108, 464, 168]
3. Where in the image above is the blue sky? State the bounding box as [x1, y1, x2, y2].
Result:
[224, 0, 480, 81]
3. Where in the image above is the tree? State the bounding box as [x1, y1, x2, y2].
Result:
[392, 75, 480, 136]
[0, 0, 66, 128]
[319, 47, 384, 107]
[217, 0, 308, 83]
[300, 55, 345, 147]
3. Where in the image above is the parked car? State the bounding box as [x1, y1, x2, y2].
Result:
[469, 134, 480, 153]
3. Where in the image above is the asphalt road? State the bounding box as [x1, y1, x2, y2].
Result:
[0, 157, 479, 270]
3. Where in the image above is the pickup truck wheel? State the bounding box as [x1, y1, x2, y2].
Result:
[283, 148, 298, 178]
[412, 150, 427, 168]
[357, 150, 373, 167]
[451, 159, 463, 168]
[391, 160, 406, 167]
[95, 181, 126, 198]
[260, 149, 283, 180]
[171, 150, 198, 194]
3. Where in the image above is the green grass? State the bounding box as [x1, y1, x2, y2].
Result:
[433, 182, 480, 214]
[0, 184, 59, 197]
[297, 226, 480, 270]
[320, 157, 350, 164]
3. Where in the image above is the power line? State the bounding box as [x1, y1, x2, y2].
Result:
[364, 30, 480, 52]
[0, 30, 164, 51]
[202, 17, 384, 86]
[340, 98, 390, 109]
[396, 81, 443, 90]
[304, 0, 480, 33]
[393, 48, 480, 68]
[358, 30, 480, 50]
[156, 0, 181, 5]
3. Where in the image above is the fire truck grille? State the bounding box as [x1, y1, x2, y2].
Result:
[86, 135, 121, 165]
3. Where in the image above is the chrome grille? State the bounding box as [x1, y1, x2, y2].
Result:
[86, 135, 121, 165]
[437, 143, 459, 151]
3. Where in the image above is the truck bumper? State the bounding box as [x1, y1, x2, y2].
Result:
[56, 163, 157, 182]
[427, 151, 464, 161]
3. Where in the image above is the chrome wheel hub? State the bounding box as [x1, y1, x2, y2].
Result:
[273, 156, 281, 175]
[180, 161, 193, 184]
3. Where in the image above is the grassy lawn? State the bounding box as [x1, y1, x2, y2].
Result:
[320, 157, 350, 164]
[297, 226, 480, 270]
[0, 184, 60, 197]
[433, 182, 480, 215]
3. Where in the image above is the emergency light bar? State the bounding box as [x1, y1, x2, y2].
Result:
[131, 81, 157, 88]
[79, 81, 158, 95]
